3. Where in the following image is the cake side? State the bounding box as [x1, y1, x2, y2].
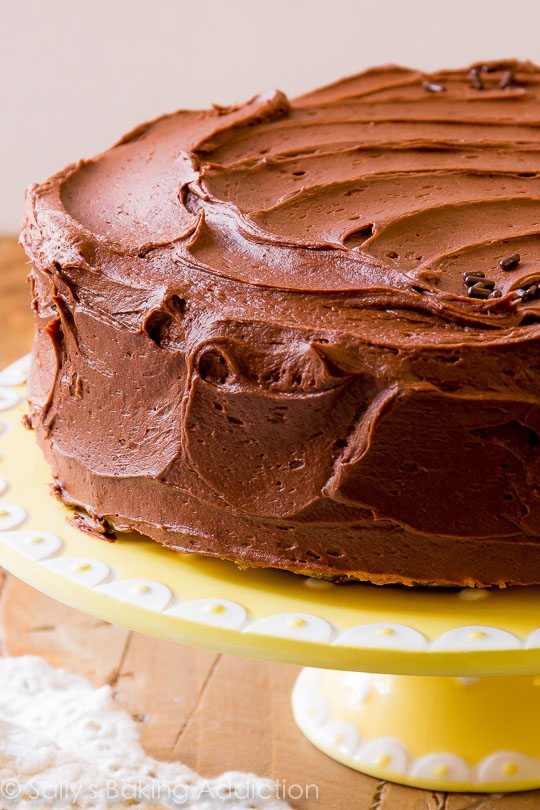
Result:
[21, 61, 540, 586]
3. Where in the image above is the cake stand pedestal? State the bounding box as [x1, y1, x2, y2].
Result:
[2, 357, 540, 793]
[292, 670, 540, 790]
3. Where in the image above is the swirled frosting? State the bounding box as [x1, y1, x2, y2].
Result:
[21, 62, 540, 586]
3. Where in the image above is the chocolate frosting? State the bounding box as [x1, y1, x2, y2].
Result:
[21, 61, 540, 586]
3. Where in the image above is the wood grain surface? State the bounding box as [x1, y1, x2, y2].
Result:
[0, 234, 537, 808]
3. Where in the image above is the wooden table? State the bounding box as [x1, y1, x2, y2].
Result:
[0, 235, 536, 809]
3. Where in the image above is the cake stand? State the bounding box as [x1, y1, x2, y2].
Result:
[2, 357, 540, 793]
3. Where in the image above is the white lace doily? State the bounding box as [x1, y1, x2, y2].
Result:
[0, 656, 292, 809]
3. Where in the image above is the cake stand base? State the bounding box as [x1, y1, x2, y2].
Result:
[292, 668, 540, 792]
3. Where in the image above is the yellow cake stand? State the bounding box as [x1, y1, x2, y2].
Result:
[2, 357, 540, 793]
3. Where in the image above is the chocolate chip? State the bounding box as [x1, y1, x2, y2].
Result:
[500, 69, 515, 89]
[498, 253, 521, 271]
[469, 67, 484, 90]
[463, 271, 486, 286]
[464, 274, 494, 290]
[422, 81, 447, 93]
[468, 283, 491, 299]
[515, 283, 539, 302]
[489, 288, 503, 299]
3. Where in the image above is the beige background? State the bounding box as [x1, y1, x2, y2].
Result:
[2, 0, 540, 232]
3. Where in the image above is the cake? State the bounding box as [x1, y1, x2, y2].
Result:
[20, 61, 540, 587]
